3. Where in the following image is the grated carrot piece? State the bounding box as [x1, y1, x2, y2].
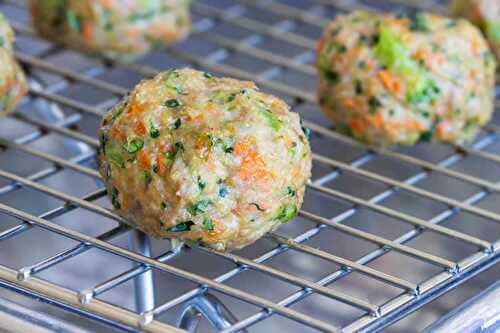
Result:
[138, 150, 151, 170]
[110, 127, 125, 141]
[378, 70, 402, 93]
[134, 121, 147, 136]
[350, 118, 364, 134]
[82, 22, 93, 42]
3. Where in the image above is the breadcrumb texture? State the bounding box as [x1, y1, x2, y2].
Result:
[0, 12, 26, 116]
[451, 0, 500, 60]
[317, 11, 496, 146]
[99, 68, 312, 251]
[29, 0, 191, 61]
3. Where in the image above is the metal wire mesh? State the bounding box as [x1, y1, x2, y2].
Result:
[0, 0, 498, 332]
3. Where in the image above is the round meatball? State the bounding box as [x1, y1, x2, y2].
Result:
[317, 11, 496, 146]
[451, 0, 500, 60]
[99, 69, 312, 251]
[29, 0, 191, 61]
[0, 13, 26, 116]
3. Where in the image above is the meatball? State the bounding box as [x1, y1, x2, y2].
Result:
[451, 0, 500, 60]
[99, 69, 312, 251]
[317, 11, 496, 146]
[29, 0, 191, 61]
[0, 13, 27, 116]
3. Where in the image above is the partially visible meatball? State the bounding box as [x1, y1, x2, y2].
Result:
[451, 0, 500, 60]
[317, 11, 496, 146]
[99, 69, 312, 251]
[0, 13, 26, 116]
[29, 0, 191, 61]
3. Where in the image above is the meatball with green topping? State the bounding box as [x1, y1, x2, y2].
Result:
[451, 0, 500, 61]
[317, 11, 496, 146]
[0, 13, 27, 116]
[99, 69, 312, 251]
[29, 0, 191, 61]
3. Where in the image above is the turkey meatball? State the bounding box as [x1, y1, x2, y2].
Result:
[0, 13, 27, 116]
[317, 11, 496, 146]
[29, 0, 191, 61]
[99, 68, 312, 251]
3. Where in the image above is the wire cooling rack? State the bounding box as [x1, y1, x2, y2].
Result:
[0, 0, 498, 332]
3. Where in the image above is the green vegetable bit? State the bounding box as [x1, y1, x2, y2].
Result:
[105, 141, 124, 168]
[355, 80, 363, 95]
[202, 217, 214, 231]
[150, 122, 160, 138]
[257, 108, 282, 130]
[197, 176, 206, 192]
[66, 10, 82, 32]
[409, 13, 428, 32]
[375, 26, 437, 103]
[188, 200, 212, 216]
[111, 187, 121, 209]
[168, 221, 195, 232]
[276, 205, 297, 222]
[219, 183, 228, 198]
[172, 118, 182, 129]
[203, 72, 213, 78]
[165, 99, 181, 108]
[286, 187, 296, 197]
[123, 138, 144, 154]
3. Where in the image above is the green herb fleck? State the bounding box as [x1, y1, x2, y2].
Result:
[257, 108, 282, 130]
[165, 99, 181, 108]
[105, 141, 124, 168]
[123, 138, 144, 154]
[203, 72, 213, 78]
[172, 118, 182, 129]
[368, 96, 382, 114]
[143, 171, 152, 185]
[219, 183, 228, 198]
[355, 80, 363, 95]
[409, 13, 428, 32]
[286, 187, 296, 197]
[197, 176, 206, 192]
[188, 200, 212, 216]
[150, 122, 160, 138]
[111, 187, 120, 209]
[161, 202, 167, 209]
[66, 10, 82, 32]
[276, 205, 297, 222]
[168, 221, 195, 232]
[202, 217, 214, 231]
[111, 107, 125, 121]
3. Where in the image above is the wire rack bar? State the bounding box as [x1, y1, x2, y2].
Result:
[0, 203, 341, 333]
[0, 264, 183, 333]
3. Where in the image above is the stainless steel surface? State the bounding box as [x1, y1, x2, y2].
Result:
[422, 281, 500, 333]
[0, 0, 498, 332]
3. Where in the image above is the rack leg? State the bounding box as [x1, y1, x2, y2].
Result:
[128, 230, 155, 313]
